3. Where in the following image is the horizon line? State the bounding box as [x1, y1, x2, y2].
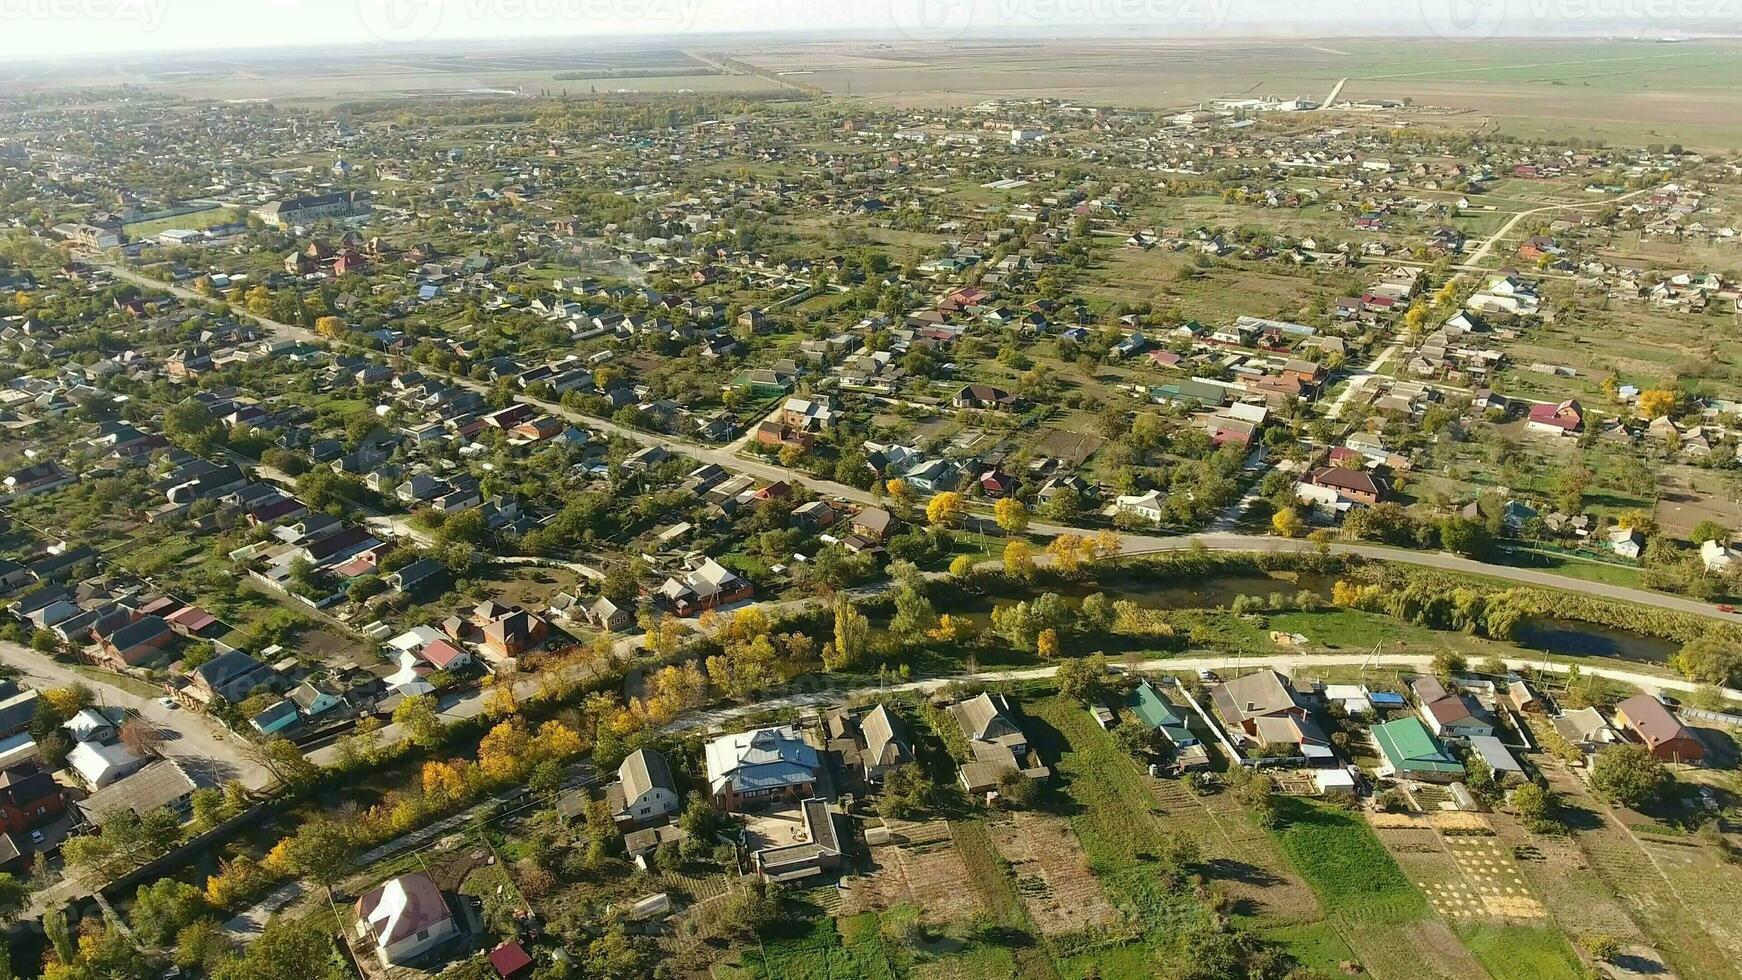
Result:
[5, 23, 1738, 66]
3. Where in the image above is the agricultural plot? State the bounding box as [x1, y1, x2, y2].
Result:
[1543, 765, 1742, 980]
[840, 819, 984, 927]
[986, 811, 1121, 937]
[1269, 799, 1507, 980]
[1456, 924, 1586, 980]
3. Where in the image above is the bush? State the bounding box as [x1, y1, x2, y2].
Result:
[1590, 744, 1671, 809]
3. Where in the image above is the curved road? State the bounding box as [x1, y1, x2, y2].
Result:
[671, 650, 1739, 735]
[95, 258, 1737, 628]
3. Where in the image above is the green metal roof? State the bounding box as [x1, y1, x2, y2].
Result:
[1127, 681, 1187, 730]
[1372, 717, 1464, 774]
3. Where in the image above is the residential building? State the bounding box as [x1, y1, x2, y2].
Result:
[1613, 695, 1704, 763]
[606, 748, 680, 828]
[1210, 670, 1307, 738]
[948, 692, 1049, 794]
[704, 726, 823, 812]
[1371, 717, 1465, 782]
[823, 704, 913, 785]
[354, 872, 460, 966]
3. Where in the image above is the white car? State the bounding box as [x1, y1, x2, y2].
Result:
[156, 696, 179, 711]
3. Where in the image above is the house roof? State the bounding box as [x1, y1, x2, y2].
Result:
[418, 638, 467, 669]
[355, 872, 454, 947]
[1211, 670, 1298, 725]
[950, 692, 1023, 743]
[488, 941, 535, 978]
[1615, 695, 1694, 748]
[618, 748, 675, 801]
[1127, 681, 1187, 730]
[1467, 734, 1523, 774]
[106, 615, 170, 650]
[1371, 717, 1464, 774]
[78, 759, 198, 823]
[704, 726, 820, 795]
[860, 704, 911, 767]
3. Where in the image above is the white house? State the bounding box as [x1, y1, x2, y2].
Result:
[1112, 490, 1166, 525]
[1701, 538, 1737, 572]
[67, 741, 147, 789]
[607, 748, 681, 827]
[354, 872, 460, 966]
[1608, 527, 1644, 560]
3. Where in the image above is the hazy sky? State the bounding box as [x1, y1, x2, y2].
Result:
[0, 0, 1730, 59]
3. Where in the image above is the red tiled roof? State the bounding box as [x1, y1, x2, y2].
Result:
[419, 639, 467, 669]
[488, 942, 534, 978]
[165, 605, 217, 633]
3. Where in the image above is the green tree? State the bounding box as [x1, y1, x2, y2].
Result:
[878, 762, 934, 820]
[826, 593, 871, 672]
[1672, 633, 1742, 687]
[283, 818, 356, 887]
[1591, 744, 1671, 809]
[130, 879, 208, 946]
[214, 916, 347, 980]
[1431, 651, 1468, 685]
[393, 694, 445, 750]
[1055, 653, 1109, 704]
[43, 907, 76, 966]
[1438, 516, 1492, 558]
[886, 561, 937, 643]
[163, 399, 226, 455]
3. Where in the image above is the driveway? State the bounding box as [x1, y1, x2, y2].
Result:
[0, 640, 271, 790]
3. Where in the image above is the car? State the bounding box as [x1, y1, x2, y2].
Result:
[1718, 604, 1735, 614]
[1656, 692, 1681, 708]
[156, 696, 179, 710]
[28, 830, 44, 846]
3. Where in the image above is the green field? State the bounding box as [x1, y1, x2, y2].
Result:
[123, 206, 239, 238]
[1457, 924, 1586, 980]
[1271, 799, 1430, 926]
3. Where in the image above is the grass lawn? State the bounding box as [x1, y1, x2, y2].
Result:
[1270, 798, 1429, 925]
[1491, 549, 1645, 589]
[1456, 923, 1586, 980]
[1260, 921, 1358, 974]
[71, 665, 164, 699]
[1028, 697, 1210, 941]
[123, 206, 239, 238]
[751, 910, 901, 980]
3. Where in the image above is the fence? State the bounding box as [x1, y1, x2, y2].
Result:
[1678, 706, 1742, 729]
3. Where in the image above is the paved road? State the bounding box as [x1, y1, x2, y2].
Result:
[671, 650, 1736, 735]
[0, 640, 272, 790]
[1324, 342, 1399, 422]
[1458, 187, 1654, 271]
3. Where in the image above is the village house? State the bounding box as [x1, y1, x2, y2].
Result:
[606, 748, 681, 828]
[353, 872, 460, 966]
[704, 726, 823, 812]
[1613, 695, 1704, 764]
[823, 703, 913, 786]
[948, 692, 1049, 795]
